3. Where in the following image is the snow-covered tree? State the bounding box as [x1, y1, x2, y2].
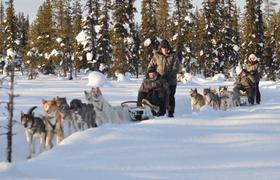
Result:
[80, 0, 101, 71]
[201, 0, 224, 77]
[95, 0, 112, 74]
[218, 0, 240, 77]
[172, 0, 194, 71]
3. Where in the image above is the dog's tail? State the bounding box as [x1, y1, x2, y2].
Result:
[27, 106, 38, 115]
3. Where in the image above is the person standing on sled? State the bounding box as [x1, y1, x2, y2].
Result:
[137, 66, 170, 116]
[147, 39, 180, 117]
[244, 53, 261, 104]
[233, 68, 256, 105]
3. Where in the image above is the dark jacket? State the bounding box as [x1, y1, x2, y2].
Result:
[139, 74, 170, 97]
[148, 51, 180, 86]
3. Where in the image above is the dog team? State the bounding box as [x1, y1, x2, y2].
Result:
[189, 86, 242, 112]
[21, 86, 132, 159]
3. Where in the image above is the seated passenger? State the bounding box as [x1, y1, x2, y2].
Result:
[233, 69, 256, 105]
[137, 66, 170, 116]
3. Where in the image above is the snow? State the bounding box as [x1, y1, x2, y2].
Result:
[76, 30, 90, 47]
[6, 48, 15, 58]
[86, 52, 93, 61]
[86, 71, 111, 87]
[1, 73, 280, 180]
[144, 38, 151, 47]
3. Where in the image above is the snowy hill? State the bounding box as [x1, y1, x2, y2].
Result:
[1, 74, 280, 180]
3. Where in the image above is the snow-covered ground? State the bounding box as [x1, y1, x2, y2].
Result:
[1, 72, 280, 180]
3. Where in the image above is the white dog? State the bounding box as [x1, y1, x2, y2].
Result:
[85, 87, 130, 126]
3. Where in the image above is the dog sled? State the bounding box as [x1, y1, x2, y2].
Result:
[121, 100, 159, 121]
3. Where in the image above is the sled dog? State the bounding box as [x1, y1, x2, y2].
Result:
[21, 106, 46, 159]
[189, 88, 205, 111]
[70, 99, 97, 130]
[56, 96, 77, 134]
[203, 88, 221, 110]
[42, 98, 64, 149]
[85, 87, 129, 126]
[219, 86, 240, 110]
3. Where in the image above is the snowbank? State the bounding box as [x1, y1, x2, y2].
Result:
[87, 71, 112, 87]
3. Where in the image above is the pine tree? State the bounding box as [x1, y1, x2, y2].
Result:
[110, 0, 130, 75]
[263, 0, 277, 20]
[3, 0, 16, 51]
[273, 10, 280, 78]
[126, 0, 141, 76]
[0, 0, 4, 57]
[241, 0, 265, 63]
[53, 0, 74, 79]
[193, 8, 206, 75]
[263, 0, 278, 80]
[201, 0, 224, 77]
[26, 0, 55, 74]
[72, 0, 84, 73]
[140, 0, 158, 71]
[156, 0, 170, 39]
[218, 0, 240, 77]
[172, 0, 194, 71]
[16, 12, 29, 63]
[82, 0, 101, 71]
[3, 0, 17, 163]
[96, 0, 112, 74]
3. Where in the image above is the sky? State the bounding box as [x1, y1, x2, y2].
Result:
[12, 0, 248, 23]
[1, 71, 280, 179]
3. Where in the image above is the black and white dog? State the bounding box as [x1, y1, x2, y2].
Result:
[20, 106, 46, 159]
[70, 99, 97, 130]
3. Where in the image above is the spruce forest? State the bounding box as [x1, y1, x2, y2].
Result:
[0, 0, 280, 80]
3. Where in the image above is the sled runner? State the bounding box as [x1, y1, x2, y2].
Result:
[121, 101, 155, 121]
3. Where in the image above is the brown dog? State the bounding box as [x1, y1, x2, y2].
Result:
[189, 88, 205, 112]
[42, 99, 64, 149]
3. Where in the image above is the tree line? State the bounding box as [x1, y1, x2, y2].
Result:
[0, 0, 280, 80]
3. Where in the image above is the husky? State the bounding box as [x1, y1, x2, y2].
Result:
[42, 99, 64, 149]
[219, 86, 240, 110]
[189, 88, 205, 112]
[70, 99, 97, 130]
[56, 96, 77, 135]
[85, 87, 129, 126]
[203, 88, 221, 110]
[21, 106, 46, 159]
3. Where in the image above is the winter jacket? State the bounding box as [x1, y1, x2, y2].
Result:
[234, 70, 255, 88]
[148, 51, 180, 86]
[139, 74, 170, 97]
[244, 59, 261, 82]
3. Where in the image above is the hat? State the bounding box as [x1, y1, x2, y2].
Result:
[159, 39, 171, 49]
[147, 66, 157, 73]
[248, 54, 257, 61]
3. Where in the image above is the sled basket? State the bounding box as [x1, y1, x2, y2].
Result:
[121, 101, 149, 121]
